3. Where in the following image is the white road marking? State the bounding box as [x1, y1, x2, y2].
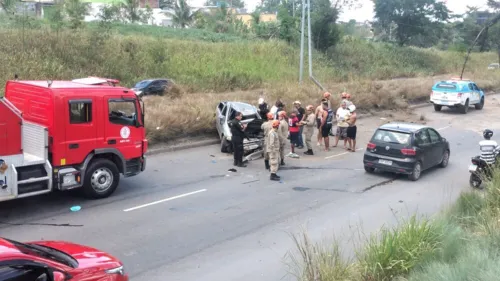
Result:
[437, 125, 451, 131]
[325, 148, 364, 159]
[123, 189, 207, 212]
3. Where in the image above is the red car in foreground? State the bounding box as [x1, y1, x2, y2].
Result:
[0, 237, 128, 281]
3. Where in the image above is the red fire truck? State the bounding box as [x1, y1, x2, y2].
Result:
[0, 78, 147, 202]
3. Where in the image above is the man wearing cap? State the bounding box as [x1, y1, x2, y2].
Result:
[268, 120, 281, 181]
[340, 92, 353, 107]
[323, 92, 332, 109]
[315, 98, 327, 146]
[333, 101, 350, 149]
[261, 112, 274, 170]
[258, 97, 269, 120]
[300, 105, 316, 155]
[294, 101, 305, 149]
[346, 104, 357, 152]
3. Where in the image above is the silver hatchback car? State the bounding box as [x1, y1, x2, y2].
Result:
[215, 101, 264, 155]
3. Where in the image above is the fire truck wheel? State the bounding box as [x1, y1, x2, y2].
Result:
[83, 158, 120, 199]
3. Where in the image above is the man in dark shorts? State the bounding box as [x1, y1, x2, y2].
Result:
[288, 113, 300, 157]
[320, 102, 333, 151]
[346, 104, 357, 151]
[315, 98, 327, 146]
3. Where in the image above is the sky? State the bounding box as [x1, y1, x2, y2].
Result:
[188, 0, 490, 21]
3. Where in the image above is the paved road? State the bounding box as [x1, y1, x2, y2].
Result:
[2, 95, 500, 281]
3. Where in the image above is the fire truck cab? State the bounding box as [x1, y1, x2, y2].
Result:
[0, 79, 147, 202]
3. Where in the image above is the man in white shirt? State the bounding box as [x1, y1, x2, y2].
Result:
[333, 101, 350, 149]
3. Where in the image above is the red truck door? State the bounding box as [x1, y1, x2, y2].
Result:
[64, 98, 98, 165]
[104, 97, 143, 160]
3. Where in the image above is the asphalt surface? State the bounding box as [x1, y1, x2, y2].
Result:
[3, 95, 500, 281]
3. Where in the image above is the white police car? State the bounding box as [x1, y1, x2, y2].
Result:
[430, 77, 485, 114]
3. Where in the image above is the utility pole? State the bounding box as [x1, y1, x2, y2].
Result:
[298, 0, 305, 83]
[298, 0, 325, 91]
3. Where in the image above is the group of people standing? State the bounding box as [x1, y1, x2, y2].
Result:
[258, 91, 358, 181]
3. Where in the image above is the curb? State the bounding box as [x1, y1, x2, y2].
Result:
[146, 139, 220, 156]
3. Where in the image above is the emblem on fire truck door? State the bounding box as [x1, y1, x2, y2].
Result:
[0, 160, 7, 174]
[120, 126, 131, 139]
[0, 160, 7, 189]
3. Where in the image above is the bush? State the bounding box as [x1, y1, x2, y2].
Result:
[358, 215, 443, 281]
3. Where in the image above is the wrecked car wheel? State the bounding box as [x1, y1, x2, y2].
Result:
[221, 138, 233, 153]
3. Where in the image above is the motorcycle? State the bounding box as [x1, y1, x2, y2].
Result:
[469, 151, 500, 189]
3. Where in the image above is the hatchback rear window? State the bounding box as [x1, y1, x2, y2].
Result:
[435, 83, 457, 90]
[372, 129, 411, 145]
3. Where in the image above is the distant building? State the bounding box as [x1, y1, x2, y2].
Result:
[235, 13, 277, 27]
[476, 11, 493, 25]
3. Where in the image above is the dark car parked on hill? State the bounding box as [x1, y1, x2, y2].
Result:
[132, 79, 171, 97]
[363, 123, 450, 181]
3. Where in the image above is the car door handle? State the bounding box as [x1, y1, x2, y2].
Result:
[69, 143, 79, 149]
[108, 139, 116, 145]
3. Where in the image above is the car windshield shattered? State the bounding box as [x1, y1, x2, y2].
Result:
[372, 129, 411, 145]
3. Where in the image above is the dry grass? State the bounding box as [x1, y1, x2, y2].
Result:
[145, 72, 500, 144]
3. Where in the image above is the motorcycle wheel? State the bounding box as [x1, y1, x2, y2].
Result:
[469, 174, 483, 189]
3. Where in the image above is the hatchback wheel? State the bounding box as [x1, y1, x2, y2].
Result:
[364, 166, 375, 173]
[408, 162, 422, 181]
[433, 104, 442, 112]
[439, 150, 450, 168]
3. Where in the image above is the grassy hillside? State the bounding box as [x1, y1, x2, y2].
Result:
[0, 26, 498, 143]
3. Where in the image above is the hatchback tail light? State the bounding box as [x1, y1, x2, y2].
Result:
[401, 148, 416, 156]
[367, 142, 376, 150]
[430, 91, 433, 97]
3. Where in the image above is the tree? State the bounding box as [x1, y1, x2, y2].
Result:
[97, 2, 122, 28]
[64, 0, 89, 29]
[0, 0, 16, 15]
[48, 1, 65, 32]
[487, 0, 500, 63]
[277, 5, 298, 43]
[159, 0, 175, 9]
[311, 0, 341, 51]
[122, 0, 143, 23]
[142, 4, 154, 24]
[372, 0, 451, 46]
[170, 0, 196, 28]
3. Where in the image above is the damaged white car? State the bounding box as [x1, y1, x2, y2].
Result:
[215, 101, 264, 160]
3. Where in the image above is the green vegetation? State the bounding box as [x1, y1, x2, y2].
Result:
[0, 26, 495, 94]
[289, 168, 500, 281]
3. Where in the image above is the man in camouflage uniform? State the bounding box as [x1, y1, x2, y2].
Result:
[261, 112, 274, 170]
[268, 120, 281, 181]
[278, 111, 288, 166]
